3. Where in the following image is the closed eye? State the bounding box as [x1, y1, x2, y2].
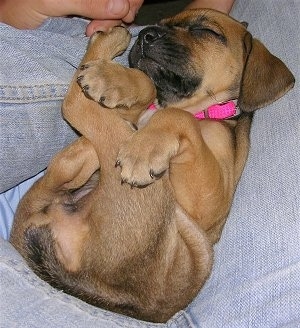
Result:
[189, 25, 226, 44]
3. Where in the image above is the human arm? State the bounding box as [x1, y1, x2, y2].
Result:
[0, 0, 143, 36]
[186, 0, 235, 14]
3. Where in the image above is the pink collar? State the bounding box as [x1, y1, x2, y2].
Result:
[148, 100, 239, 120]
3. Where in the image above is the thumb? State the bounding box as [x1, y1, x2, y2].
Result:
[60, 0, 130, 20]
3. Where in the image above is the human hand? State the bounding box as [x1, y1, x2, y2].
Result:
[186, 0, 235, 14]
[86, 0, 143, 36]
[0, 0, 143, 35]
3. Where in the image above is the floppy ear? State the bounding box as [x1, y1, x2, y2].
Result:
[238, 33, 295, 112]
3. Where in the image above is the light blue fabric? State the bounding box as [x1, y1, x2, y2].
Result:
[0, 17, 86, 193]
[0, 17, 137, 193]
[1, 0, 300, 327]
[0, 171, 43, 240]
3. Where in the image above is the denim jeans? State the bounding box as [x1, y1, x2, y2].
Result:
[1, 0, 300, 327]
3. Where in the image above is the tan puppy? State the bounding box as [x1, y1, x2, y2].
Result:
[10, 9, 294, 323]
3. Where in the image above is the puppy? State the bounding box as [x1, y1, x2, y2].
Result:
[10, 9, 294, 323]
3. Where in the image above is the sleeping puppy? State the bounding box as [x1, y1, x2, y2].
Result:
[10, 9, 294, 323]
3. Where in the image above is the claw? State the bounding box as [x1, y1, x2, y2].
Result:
[80, 64, 89, 70]
[132, 181, 139, 188]
[136, 182, 153, 189]
[115, 160, 121, 168]
[149, 169, 155, 179]
[149, 169, 166, 180]
[130, 123, 138, 131]
[77, 75, 83, 83]
[82, 85, 89, 92]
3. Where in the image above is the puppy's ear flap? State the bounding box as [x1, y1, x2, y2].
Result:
[238, 32, 295, 112]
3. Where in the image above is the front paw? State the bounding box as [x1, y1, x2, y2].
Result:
[77, 60, 142, 110]
[77, 60, 119, 108]
[88, 27, 131, 59]
[116, 130, 179, 187]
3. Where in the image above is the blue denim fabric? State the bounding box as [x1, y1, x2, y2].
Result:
[1, 0, 300, 327]
[0, 17, 138, 193]
[0, 18, 86, 193]
[0, 172, 44, 240]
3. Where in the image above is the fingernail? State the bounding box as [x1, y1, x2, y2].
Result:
[109, 0, 127, 15]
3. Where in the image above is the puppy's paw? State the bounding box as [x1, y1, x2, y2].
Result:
[116, 130, 179, 187]
[77, 60, 122, 107]
[88, 27, 131, 59]
[77, 61, 147, 110]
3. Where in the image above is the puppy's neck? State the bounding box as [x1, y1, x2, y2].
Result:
[138, 98, 239, 128]
[169, 89, 238, 114]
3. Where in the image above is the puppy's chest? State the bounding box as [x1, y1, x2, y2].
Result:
[200, 120, 236, 158]
[137, 106, 158, 128]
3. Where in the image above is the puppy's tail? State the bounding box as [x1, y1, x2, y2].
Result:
[234, 112, 253, 185]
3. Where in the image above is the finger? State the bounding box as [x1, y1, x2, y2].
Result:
[121, 10, 136, 24]
[59, 0, 130, 20]
[121, 0, 142, 23]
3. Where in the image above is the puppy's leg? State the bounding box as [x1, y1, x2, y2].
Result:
[117, 108, 237, 241]
[77, 61, 156, 124]
[10, 137, 99, 271]
[45, 137, 99, 190]
[63, 27, 156, 130]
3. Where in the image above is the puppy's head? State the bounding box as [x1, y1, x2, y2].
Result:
[129, 9, 294, 113]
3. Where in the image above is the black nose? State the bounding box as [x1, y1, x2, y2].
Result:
[139, 26, 166, 45]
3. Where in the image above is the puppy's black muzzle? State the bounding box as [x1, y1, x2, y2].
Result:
[139, 26, 167, 48]
[129, 26, 167, 68]
[129, 25, 201, 106]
